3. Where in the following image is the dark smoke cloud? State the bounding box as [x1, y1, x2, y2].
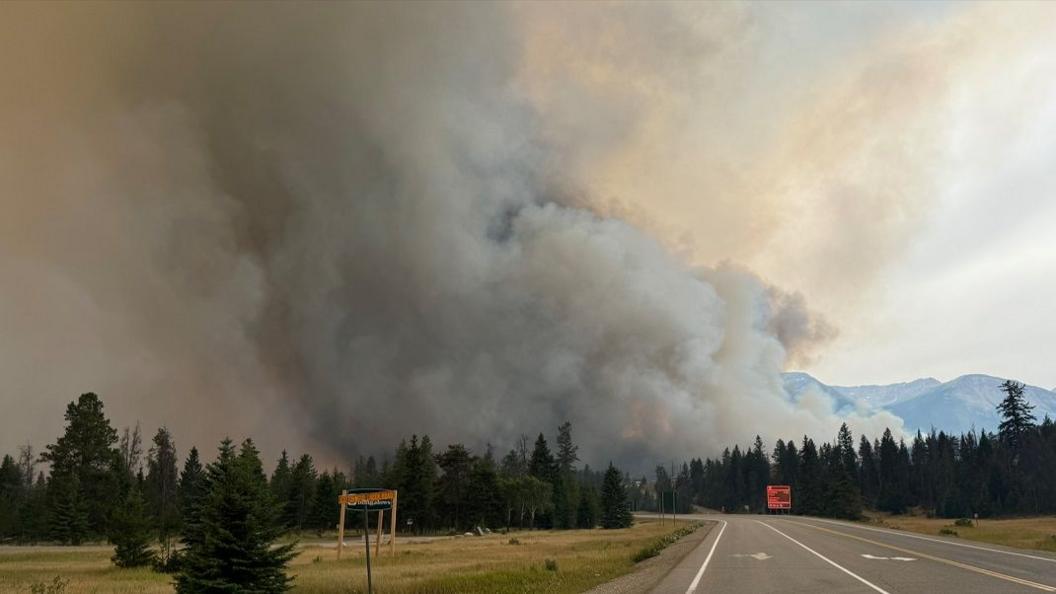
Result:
[0, 2, 894, 468]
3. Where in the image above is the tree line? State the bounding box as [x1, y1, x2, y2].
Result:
[0, 393, 634, 591]
[676, 380, 1056, 519]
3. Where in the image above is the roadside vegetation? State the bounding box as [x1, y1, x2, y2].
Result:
[0, 519, 697, 593]
[866, 512, 1056, 553]
[0, 393, 635, 591]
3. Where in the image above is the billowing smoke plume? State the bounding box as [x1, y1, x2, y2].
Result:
[0, 2, 916, 466]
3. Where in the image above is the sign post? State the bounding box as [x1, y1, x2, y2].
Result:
[766, 485, 792, 514]
[337, 488, 398, 594]
[337, 489, 347, 560]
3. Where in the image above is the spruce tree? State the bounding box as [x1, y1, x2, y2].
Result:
[309, 471, 337, 535]
[110, 486, 156, 568]
[0, 455, 21, 538]
[576, 485, 600, 528]
[997, 380, 1036, 455]
[177, 447, 206, 554]
[286, 454, 317, 531]
[553, 423, 580, 528]
[600, 464, 632, 529]
[175, 439, 294, 593]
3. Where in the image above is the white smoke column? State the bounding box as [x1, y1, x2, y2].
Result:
[0, 2, 908, 467]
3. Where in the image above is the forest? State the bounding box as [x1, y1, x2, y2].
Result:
[0, 380, 1050, 590]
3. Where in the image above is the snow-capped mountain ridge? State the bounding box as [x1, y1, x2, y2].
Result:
[782, 372, 1056, 435]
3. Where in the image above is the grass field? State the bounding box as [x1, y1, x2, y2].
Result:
[0, 519, 701, 593]
[866, 512, 1056, 553]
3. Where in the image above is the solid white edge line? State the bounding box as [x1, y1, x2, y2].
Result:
[755, 520, 891, 594]
[685, 520, 727, 593]
[791, 516, 1056, 564]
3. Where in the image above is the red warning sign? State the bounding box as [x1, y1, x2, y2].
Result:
[767, 485, 792, 510]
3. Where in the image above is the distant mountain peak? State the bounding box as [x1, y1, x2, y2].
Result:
[781, 372, 1056, 435]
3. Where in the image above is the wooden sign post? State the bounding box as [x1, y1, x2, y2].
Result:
[337, 488, 399, 594]
[337, 489, 348, 560]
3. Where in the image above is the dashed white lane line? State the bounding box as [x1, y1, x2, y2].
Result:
[755, 520, 891, 594]
[685, 520, 727, 593]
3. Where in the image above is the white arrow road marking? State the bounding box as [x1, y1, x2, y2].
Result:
[731, 552, 773, 560]
[862, 554, 916, 561]
[756, 521, 891, 594]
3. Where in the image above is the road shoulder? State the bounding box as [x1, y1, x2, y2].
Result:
[586, 521, 716, 594]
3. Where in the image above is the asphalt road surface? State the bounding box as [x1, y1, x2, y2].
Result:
[650, 514, 1056, 593]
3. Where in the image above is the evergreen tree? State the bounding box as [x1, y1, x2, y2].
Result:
[600, 463, 633, 529]
[396, 435, 436, 533]
[41, 393, 119, 543]
[286, 454, 317, 530]
[435, 444, 473, 529]
[997, 380, 1036, 457]
[175, 439, 294, 593]
[270, 451, 292, 508]
[17, 472, 48, 544]
[553, 422, 580, 529]
[309, 471, 337, 535]
[465, 455, 503, 529]
[576, 485, 600, 528]
[109, 486, 156, 568]
[0, 455, 20, 538]
[177, 447, 206, 551]
[145, 427, 179, 564]
[797, 438, 823, 516]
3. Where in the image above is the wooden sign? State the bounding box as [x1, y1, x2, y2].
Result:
[336, 488, 398, 570]
[340, 489, 396, 508]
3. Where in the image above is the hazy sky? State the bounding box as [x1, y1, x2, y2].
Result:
[1, 2, 1054, 464]
[773, 1, 1056, 389]
[566, 1, 1056, 389]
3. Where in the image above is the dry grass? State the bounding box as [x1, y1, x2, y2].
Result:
[865, 512, 1056, 553]
[0, 519, 697, 593]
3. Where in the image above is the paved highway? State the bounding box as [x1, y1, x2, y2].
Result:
[651, 514, 1056, 593]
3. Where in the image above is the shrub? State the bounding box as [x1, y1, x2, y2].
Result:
[939, 527, 958, 536]
[544, 558, 558, 572]
[631, 522, 702, 563]
[954, 518, 974, 527]
[29, 577, 69, 594]
[508, 537, 521, 545]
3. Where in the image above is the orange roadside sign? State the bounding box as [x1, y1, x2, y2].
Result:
[339, 489, 396, 506]
[767, 485, 791, 510]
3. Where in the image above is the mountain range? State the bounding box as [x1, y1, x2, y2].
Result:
[782, 372, 1056, 436]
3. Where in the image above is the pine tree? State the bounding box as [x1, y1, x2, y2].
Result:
[436, 444, 473, 530]
[175, 439, 294, 593]
[145, 427, 179, 564]
[600, 463, 633, 529]
[110, 486, 156, 568]
[41, 393, 120, 542]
